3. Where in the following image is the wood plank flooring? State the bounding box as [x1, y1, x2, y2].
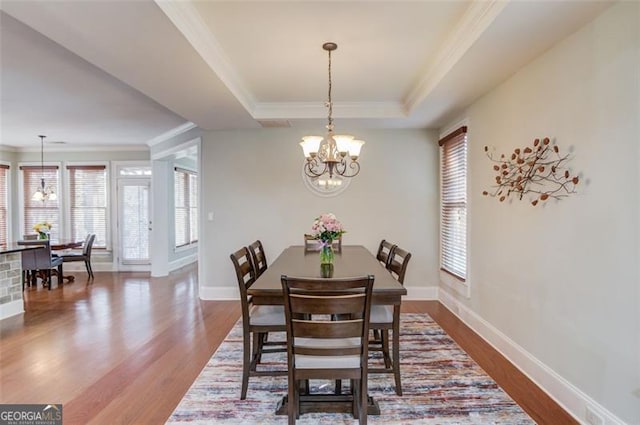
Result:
[0, 265, 577, 424]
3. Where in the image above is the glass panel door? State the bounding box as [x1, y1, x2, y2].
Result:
[118, 179, 150, 265]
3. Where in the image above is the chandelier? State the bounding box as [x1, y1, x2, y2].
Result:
[32, 135, 57, 202]
[300, 42, 364, 180]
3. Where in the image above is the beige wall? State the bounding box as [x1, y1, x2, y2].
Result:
[444, 2, 639, 423]
[198, 128, 440, 297]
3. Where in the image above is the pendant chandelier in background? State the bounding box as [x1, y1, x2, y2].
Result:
[32, 135, 57, 202]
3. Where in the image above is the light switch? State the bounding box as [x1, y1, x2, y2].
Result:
[207, 212, 214, 221]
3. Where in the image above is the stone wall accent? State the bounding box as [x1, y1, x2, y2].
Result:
[0, 253, 23, 305]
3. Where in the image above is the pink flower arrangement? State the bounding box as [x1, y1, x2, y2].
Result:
[310, 213, 346, 242]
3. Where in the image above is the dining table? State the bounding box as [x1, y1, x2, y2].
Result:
[247, 244, 407, 416]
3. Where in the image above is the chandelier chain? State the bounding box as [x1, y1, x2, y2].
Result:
[327, 48, 333, 129]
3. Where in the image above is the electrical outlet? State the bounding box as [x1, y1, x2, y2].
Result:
[585, 406, 604, 425]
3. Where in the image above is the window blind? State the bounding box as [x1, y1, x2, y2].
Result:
[174, 168, 198, 248]
[21, 165, 60, 240]
[0, 165, 8, 246]
[440, 126, 467, 281]
[67, 165, 107, 248]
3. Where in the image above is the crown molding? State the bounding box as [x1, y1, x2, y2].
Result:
[253, 101, 406, 120]
[146, 121, 198, 147]
[154, 0, 256, 114]
[404, 0, 509, 112]
[11, 144, 150, 153]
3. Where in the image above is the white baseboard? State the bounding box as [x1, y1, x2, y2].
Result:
[199, 285, 238, 300]
[0, 299, 24, 320]
[63, 262, 117, 272]
[169, 253, 197, 273]
[405, 285, 438, 300]
[438, 288, 627, 425]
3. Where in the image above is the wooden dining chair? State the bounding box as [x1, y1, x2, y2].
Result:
[18, 240, 64, 290]
[230, 247, 287, 400]
[303, 234, 342, 253]
[375, 239, 396, 267]
[61, 234, 96, 279]
[247, 239, 268, 278]
[369, 246, 412, 396]
[281, 274, 374, 425]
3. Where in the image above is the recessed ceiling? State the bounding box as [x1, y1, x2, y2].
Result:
[0, 0, 614, 149]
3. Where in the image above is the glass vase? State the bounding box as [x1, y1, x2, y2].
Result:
[319, 244, 334, 265]
[38, 232, 48, 240]
[319, 243, 334, 278]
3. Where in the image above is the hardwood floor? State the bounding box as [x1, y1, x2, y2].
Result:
[0, 265, 577, 424]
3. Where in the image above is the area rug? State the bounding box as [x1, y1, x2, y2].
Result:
[167, 313, 535, 424]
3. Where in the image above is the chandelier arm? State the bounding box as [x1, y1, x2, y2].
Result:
[334, 159, 360, 178]
[304, 160, 328, 178]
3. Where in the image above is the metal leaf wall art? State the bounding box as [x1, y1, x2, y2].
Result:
[483, 137, 579, 206]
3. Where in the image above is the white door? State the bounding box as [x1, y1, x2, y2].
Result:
[118, 178, 150, 266]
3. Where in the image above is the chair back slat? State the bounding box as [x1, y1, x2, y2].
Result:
[295, 345, 362, 357]
[289, 293, 367, 316]
[248, 240, 267, 278]
[292, 319, 365, 339]
[304, 234, 342, 253]
[376, 239, 397, 267]
[387, 246, 412, 284]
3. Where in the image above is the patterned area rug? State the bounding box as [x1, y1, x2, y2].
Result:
[167, 313, 535, 424]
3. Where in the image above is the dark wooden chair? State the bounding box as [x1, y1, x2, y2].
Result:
[303, 234, 342, 253]
[61, 234, 96, 279]
[230, 247, 287, 400]
[369, 246, 412, 396]
[375, 239, 396, 267]
[18, 240, 63, 290]
[281, 274, 374, 425]
[247, 239, 268, 278]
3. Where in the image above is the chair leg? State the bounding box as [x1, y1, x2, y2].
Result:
[392, 308, 402, 396]
[381, 330, 392, 369]
[240, 330, 250, 400]
[58, 264, 63, 286]
[334, 379, 342, 395]
[360, 376, 367, 425]
[47, 269, 52, 290]
[85, 259, 94, 279]
[351, 379, 359, 419]
[288, 377, 297, 425]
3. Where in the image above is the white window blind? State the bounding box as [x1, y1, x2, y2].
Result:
[68, 165, 107, 248]
[440, 126, 468, 281]
[0, 165, 8, 246]
[175, 168, 198, 248]
[21, 165, 60, 240]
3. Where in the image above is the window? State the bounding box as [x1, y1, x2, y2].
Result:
[174, 168, 198, 248]
[0, 164, 8, 246]
[21, 165, 60, 240]
[68, 165, 107, 248]
[440, 126, 467, 281]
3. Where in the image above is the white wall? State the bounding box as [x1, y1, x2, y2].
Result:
[199, 128, 439, 298]
[443, 2, 639, 424]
